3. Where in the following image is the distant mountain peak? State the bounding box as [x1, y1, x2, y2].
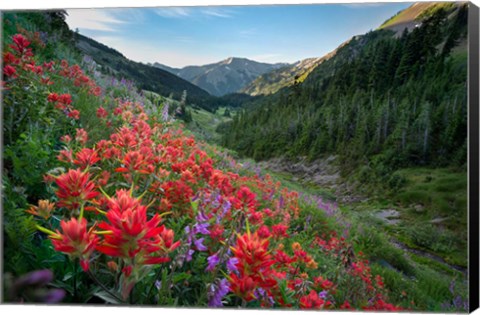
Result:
[153, 57, 289, 96]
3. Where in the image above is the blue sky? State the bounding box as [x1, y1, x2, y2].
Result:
[66, 3, 412, 68]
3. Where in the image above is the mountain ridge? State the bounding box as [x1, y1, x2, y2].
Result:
[74, 33, 216, 110]
[153, 57, 288, 96]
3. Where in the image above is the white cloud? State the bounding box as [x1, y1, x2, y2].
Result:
[66, 9, 127, 32]
[154, 6, 234, 19]
[154, 7, 192, 18]
[201, 8, 233, 18]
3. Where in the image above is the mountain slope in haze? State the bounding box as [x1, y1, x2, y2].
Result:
[241, 39, 353, 96]
[154, 57, 288, 96]
[240, 58, 323, 96]
[75, 34, 214, 109]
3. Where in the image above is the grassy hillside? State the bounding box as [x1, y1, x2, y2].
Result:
[75, 33, 217, 111]
[379, 2, 459, 35]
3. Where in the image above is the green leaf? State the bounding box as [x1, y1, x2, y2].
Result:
[173, 272, 191, 284]
[191, 200, 199, 216]
[94, 290, 121, 304]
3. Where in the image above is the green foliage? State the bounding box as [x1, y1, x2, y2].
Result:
[352, 226, 415, 276]
[221, 6, 468, 173]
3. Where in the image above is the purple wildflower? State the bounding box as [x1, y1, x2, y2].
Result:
[184, 226, 194, 243]
[217, 200, 231, 223]
[278, 195, 284, 209]
[193, 222, 210, 235]
[186, 249, 195, 262]
[194, 238, 207, 251]
[319, 291, 328, 299]
[453, 296, 463, 309]
[196, 210, 209, 223]
[254, 288, 275, 306]
[206, 253, 220, 272]
[227, 257, 239, 273]
[208, 278, 230, 307]
[162, 103, 169, 122]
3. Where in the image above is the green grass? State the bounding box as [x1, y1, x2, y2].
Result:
[392, 168, 467, 224]
[187, 106, 234, 143]
[350, 166, 467, 268]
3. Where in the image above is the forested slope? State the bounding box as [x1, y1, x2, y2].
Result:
[220, 3, 468, 172]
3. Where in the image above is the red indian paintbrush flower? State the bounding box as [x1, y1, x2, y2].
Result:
[299, 290, 329, 309]
[74, 148, 100, 169]
[96, 190, 179, 263]
[231, 230, 274, 273]
[10, 34, 32, 57]
[25, 200, 55, 220]
[55, 169, 99, 210]
[75, 128, 88, 146]
[50, 217, 99, 271]
[3, 65, 17, 78]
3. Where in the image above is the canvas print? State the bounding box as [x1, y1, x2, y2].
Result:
[1, 1, 476, 312]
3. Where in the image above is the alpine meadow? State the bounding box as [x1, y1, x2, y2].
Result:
[1, 2, 473, 312]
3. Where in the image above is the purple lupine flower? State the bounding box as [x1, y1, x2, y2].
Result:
[278, 195, 284, 209]
[186, 249, 195, 262]
[227, 257, 239, 273]
[194, 238, 207, 251]
[453, 296, 463, 309]
[222, 200, 231, 213]
[184, 226, 194, 243]
[193, 222, 210, 235]
[254, 288, 275, 306]
[208, 278, 230, 307]
[212, 193, 222, 208]
[196, 210, 209, 223]
[162, 103, 169, 122]
[319, 291, 328, 299]
[206, 253, 220, 272]
[42, 289, 66, 303]
[254, 288, 265, 299]
[217, 200, 231, 223]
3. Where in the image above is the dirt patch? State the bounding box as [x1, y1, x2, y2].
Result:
[258, 156, 366, 204]
[375, 209, 401, 225]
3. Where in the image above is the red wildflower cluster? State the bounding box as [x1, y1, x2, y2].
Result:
[96, 189, 179, 264]
[229, 230, 276, 302]
[299, 290, 330, 309]
[3, 32, 102, 123]
[58, 60, 101, 96]
[50, 217, 99, 271]
[55, 169, 99, 211]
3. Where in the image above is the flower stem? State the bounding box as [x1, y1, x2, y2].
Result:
[86, 270, 124, 303]
[73, 258, 78, 301]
